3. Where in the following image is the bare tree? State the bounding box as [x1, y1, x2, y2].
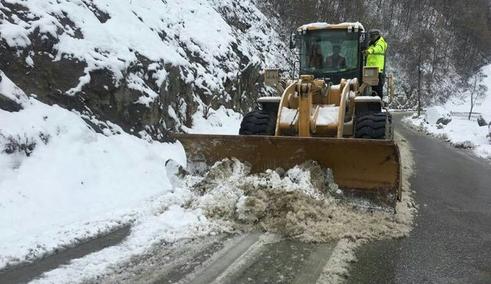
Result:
[467, 71, 488, 120]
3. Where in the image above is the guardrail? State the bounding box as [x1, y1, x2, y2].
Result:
[450, 111, 481, 120]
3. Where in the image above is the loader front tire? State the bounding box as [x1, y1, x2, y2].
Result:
[239, 110, 276, 135]
[355, 112, 392, 139]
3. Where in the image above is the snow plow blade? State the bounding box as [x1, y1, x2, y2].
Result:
[174, 134, 401, 205]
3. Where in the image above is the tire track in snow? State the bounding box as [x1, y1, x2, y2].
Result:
[0, 225, 131, 284]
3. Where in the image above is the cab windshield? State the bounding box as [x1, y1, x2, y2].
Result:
[299, 30, 359, 76]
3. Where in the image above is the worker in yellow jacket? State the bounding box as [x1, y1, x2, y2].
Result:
[365, 29, 387, 99]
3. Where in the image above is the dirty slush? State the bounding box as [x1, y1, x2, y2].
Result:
[182, 134, 416, 244]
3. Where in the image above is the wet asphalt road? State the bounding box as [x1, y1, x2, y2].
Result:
[348, 114, 491, 283]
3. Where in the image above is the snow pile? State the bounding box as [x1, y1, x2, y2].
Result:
[404, 65, 491, 160]
[182, 106, 242, 135]
[183, 158, 414, 243]
[0, 74, 217, 270]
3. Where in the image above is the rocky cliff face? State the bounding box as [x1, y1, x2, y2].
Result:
[0, 0, 289, 140]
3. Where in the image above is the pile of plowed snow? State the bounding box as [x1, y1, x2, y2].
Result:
[181, 158, 415, 243]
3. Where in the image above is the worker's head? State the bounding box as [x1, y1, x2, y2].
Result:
[368, 29, 381, 43]
[333, 45, 341, 55]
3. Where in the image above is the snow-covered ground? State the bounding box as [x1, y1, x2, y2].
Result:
[0, 73, 221, 270]
[404, 65, 491, 161]
[29, 155, 416, 283]
[0, 70, 243, 277]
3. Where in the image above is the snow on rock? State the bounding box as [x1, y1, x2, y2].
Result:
[0, 0, 282, 89]
[0, 70, 28, 105]
[0, 0, 289, 135]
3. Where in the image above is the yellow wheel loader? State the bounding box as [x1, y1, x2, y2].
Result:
[175, 22, 401, 205]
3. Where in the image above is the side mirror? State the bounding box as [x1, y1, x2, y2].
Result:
[360, 31, 369, 50]
[289, 33, 296, 50]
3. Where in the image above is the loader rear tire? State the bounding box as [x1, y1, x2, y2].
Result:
[239, 110, 276, 135]
[355, 112, 391, 139]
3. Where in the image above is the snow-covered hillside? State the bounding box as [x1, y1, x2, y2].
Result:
[404, 64, 491, 161]
[0, 0, 288, 137]
[1, 0, 284, 92]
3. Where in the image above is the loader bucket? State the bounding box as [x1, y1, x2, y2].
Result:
[173, 134, 401, 205]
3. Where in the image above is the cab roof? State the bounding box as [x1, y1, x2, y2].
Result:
[297, 22, 365, 32]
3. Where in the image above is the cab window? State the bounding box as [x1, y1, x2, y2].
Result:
[300, 30, 359, 75]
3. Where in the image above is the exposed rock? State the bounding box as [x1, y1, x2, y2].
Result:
[477, 115, 487, 127]
[0, 94, 22, 112]
[454, 141, 474, 149]
[0, 0, 289, 142]
[436, 117, 452, 125]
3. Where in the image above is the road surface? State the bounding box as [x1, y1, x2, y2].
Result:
[1, 113, 490, 283]
[348, 114, 491, 283]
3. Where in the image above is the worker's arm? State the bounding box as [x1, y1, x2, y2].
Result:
[367, 39, 387, 55]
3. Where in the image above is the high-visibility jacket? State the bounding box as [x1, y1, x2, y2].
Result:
[366, 36, 387, 73]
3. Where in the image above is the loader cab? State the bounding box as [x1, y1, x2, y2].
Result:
[295, 23, 365, 84]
